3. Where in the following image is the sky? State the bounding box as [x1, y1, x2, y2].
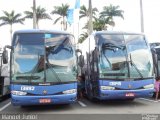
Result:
[0, 0, 160, 47]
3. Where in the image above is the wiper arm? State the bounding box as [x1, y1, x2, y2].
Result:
[45, 46, 64, 83]
[29, 54, 44, 83]
[45, 37, 71, 83]
[46, 60, 62, 83]
[16, 76, 40, 80]
[129, 53, 143, 79]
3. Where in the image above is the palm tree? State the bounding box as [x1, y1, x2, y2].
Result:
[80, 4, 98, 35]
[79, 5, 98, 20]
[82, 17, 114, 31]
[93, 18, 106, 31]
[24, 6, 51, 28]
[100, 4, 124, 27]
[51, 4, 69, 31]
[0, 10, 24, 40]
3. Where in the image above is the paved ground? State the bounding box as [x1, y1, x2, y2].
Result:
[0, 97, 160, 120]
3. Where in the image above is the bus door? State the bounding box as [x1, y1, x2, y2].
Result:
[85, 52, 92, 96]
[87, 49, 99, 97]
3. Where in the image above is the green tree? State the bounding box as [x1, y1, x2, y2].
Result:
[93, 17, 115, 31]
[100, 4, 124, 27]
[0, 10, 24, 39]
[80, 5, 98, 35]
[51, 4, 69, 31]
[24, 6, 51, 28]
[79, 5, 98, 20]
[82, 17, 113, 31]
[93, 18, 106, 31]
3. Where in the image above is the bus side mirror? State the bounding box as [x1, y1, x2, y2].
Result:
[2, 45, 12, 64]
[5, 45, 12, 50]
[78, 55, 84, 67]
[2, 49, 8, 64]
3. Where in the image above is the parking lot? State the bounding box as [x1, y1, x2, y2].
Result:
[0, 97, 160, 120]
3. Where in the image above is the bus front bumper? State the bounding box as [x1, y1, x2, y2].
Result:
[11, 93, 77, 106]
[97, 89, 155, 100]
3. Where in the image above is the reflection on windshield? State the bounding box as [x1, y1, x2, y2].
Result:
[126, 35, 153, 78]
[100, 42, 127, 79]
[98, 34, 153, 79]
[12, 33, 76, 84]
[45, 35, 76, 82]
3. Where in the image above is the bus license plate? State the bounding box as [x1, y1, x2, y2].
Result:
[39, 99, 51, 103]
[125, 93, 135, 97]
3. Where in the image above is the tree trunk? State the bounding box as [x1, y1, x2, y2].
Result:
[140, 0, 144, 32]
[33, 0, 37, 29]
[10, 24, 12, 41]
[88, 0, 93, 35]
[62, 16, 65, 30]
[36, 20, 39, 29]
[63, 16, 65, 31]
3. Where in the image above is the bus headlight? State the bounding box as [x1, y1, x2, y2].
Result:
[63, 89, 77, 94]
[143, 84, 154, 89]
[100, 86, 115, 90]
[11, 91, 27, 96]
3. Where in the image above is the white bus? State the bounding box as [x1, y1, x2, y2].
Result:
[0, 47, 10, 98]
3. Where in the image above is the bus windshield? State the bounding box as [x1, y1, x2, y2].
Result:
[98, 34, 153, 80]
[12, 33, 76, 84]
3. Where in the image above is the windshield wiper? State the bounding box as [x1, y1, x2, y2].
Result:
[129, 53, 143, 79]
[44, 37, 73, 83]
[16, 76, 40, 80]
[29, 54, 44, 83]
[29, 52, 62, 83]
[46, 60, 62, 83]
[45, 45, 64, 83]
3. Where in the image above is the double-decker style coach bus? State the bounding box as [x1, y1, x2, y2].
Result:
[4, 29, 77, 106]
[78, 31, 155, 101]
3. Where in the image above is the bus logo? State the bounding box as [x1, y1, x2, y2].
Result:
[43, 90, 47, 94]
[128, 85, 132, 89]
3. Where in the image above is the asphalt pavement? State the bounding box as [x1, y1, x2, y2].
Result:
[0, 97, 160, 120]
